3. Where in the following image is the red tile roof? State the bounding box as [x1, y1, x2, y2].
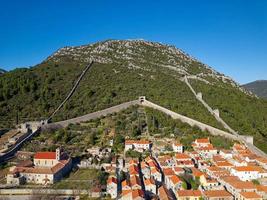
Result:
[204, 190, 232, 198]
[175, 153, 191, 160]
[177, 190, 202, 197]
[158, 186, 173, 200]
[195, 138, 210, 144]
[34, 152, 56, 160]
[239, 192, 261, 199]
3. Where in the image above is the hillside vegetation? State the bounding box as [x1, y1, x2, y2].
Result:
[190, 79, 267, 152]
[0, 39, 267, 152]
[22, 105, 234, 156]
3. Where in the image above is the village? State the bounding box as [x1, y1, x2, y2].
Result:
[4, 135, 267, 200]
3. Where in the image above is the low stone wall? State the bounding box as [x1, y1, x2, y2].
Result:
[141, 100, 240, 141]
[142, 100, 267, 158]
[49, 100, 140, 128]
[0, 188, 101, 197]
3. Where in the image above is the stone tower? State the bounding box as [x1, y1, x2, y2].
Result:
[56, 148, 61, 161]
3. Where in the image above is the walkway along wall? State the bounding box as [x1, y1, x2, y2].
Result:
[46, 97, 267, 158]
[1, 97, 266, 163]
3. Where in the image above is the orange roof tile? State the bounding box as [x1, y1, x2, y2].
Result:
[216, 161, 233, 167]
[257, 185, 267, 192]
[204, 190, 232, 197]
[239, 192, 261, 199]
[163, 168, 175, 176]
[228, 181, 256, 190]
[175, 153, 191, 160]
[130, 175, 141, 186]
[144, 178, 155, 186]
[173, 167, 184, 173]
[190, 167, 204, 177]
[195, 138, 210, 143]
[129, 159, 138, 165]
[170, 175, 181, 184]
[34, 152, 56, 159]
[132, 189, 145, 199]
[232, 166, 262, 172]
[177, 190, 202, 197]
[158, 186, 172, 200]
[256, 157, 267, 164]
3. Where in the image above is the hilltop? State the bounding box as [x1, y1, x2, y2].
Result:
[243, 80, 267, 99]
[0, 39, 267, 152]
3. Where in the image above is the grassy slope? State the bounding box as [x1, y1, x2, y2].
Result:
[190, 79, 267, 152]
[0, 59, 223, 130]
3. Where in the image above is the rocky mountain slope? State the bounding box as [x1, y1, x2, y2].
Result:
[0, 39, 267, 152]
[243, 80, 267, 99]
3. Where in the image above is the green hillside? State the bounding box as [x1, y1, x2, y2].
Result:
[0, 40, 267, 152]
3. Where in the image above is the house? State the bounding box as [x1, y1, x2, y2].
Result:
[212, 155, 227, 163]
[144, 178, 157, 196]
[197, 144, 218, 159]
[233, 143, 247, 154]
[107, 176, 118, 199]
[158, 185, 174, 200]
[130, 175, 142, 190]
[219, 150, 233, 159]
[215, 161, 234, 170]
[141, 161, 150, 179]
[203, 190, 233, 200]
[238, 192, 262, 200]
[122, 179, 132, 191]
[129, 165, 140, 177]
[200, 175, 221, 190]
[194, 138, 210, 147]
[175, 153, 191, 161]
[223, 180, 256, 199]
[7, 148, 72, 185]
[176, 190, 202, 200]
[243, 154, 259, 163]
[151, 167, 162, 183]
[206, 166, 230, 178]
[256, 185, 267, 199]
[230, 166, 262, 181]
[175, 153, 194, 167]
[125, 140, 152, 152]
[255, 157, 267, 170]
[230, 155, 248, 167]
[163, 168, 175, 186]
[172, 167, 184, 176]
[172, 142, 183, 153]
[218, 176, 239, 190]
[158, 155, 175, 168]
[168, 175, 182, 193]
[121, 189, 145, 200]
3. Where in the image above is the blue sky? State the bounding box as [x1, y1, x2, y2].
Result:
[0, 0, 266, 84]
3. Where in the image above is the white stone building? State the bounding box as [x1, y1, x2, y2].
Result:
[172, 143, 183, 153]
[125, 140, 152, 152]
[7, 148, 72, 185]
